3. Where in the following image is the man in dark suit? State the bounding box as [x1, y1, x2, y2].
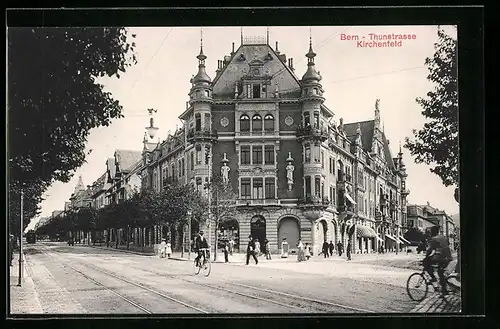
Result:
[322, 240, 330, 258]
[194, 231, 209, 266]
[246, 235, 258, 265]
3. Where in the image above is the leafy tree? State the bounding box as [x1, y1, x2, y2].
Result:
[8, 27, 137, 229]
[205, 173, 238, 261]
[405, 27, 458, 188]
[404, 227, 426, 244]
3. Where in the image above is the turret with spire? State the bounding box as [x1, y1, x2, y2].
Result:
[74, 175, 85, 193]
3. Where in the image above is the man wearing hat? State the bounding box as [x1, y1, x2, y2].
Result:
[246, 235, 258, 265]
[194, 230, 209, 267]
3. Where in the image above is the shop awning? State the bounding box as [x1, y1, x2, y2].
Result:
[356, 225, 377, 238]
[376, 235, 384, 242]
[385, 234, 397, 242]
[399, 236, 411, 244]
[345, 193, 357, 205]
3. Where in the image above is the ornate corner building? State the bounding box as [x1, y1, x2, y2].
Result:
[140, 33, 410, 255]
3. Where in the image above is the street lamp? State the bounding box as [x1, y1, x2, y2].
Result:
[207, 151, 212, 253]
[18, 188, 24, 287]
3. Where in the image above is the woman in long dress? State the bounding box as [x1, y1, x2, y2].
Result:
[297, 238, 305, 262]
[166, 241, 172, 258]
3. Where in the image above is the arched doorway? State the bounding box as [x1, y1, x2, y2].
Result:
[250, 215, 266, 250]
[317, 220, 328, 245]
[278, 217, 300, 250]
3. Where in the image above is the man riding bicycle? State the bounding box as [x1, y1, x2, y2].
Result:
[194, 230, 209, 267]
[423, 225, 453, 295]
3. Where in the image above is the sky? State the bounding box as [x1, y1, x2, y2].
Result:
[26, 25, 459, 231]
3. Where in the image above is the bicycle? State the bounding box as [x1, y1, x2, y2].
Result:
[193, 248, 211, 277]
[406, 260, 460, 302]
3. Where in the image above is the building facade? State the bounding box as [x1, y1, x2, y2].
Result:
[140, 35, 410, 255]
[407, 202, 456, 248]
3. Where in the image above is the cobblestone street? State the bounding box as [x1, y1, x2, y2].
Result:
[9, 242, 461, 315]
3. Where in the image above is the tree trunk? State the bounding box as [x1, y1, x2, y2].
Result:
[141, 227, 145, 252]
[126, 226, 130, 250]
[115, 229, 119, 248]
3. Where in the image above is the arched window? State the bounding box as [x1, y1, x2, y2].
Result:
[313, 111, 320, 128]
[304, 143, 311, 163]
[195, 113, 201, 131]
[240, 114, 250, 132]
[304, 112, 310, 126]
[264, 114, 274, 131]
[252, 114, 262, 131]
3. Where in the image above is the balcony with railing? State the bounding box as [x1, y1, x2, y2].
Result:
[236, 199, 281, 207]
[295, 125, 329, 142]
[186, 129, 218, 143]
[297, 196, 330, 209]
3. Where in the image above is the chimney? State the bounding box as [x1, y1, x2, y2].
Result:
[290, 58, 294, 70]
[275, 41, 280, 54]
[232, 42, 235, 54]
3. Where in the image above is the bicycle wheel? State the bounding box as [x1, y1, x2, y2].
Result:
[407, 272, 429, 302]
[193, 260, 201, 275]
[203, 259, 211, 277]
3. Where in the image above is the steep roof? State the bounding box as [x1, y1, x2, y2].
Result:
[381, 132, 396, 171]
[343, 120, 375, 152]
[115, 150, 142, 173]
[106, 158, 116, 181]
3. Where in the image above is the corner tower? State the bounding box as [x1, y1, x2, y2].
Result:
[297, 34, 328, 201]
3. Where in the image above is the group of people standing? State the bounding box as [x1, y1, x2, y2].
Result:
[245, 235, 272, 265]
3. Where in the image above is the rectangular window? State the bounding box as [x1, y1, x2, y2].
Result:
[196, 177, 202, 192]
[304, 144, 311, 163]
[321, 151, 325, 169]
[332, 187, 336, 205]
[191, 152, 194, 170]
[305, 176, 312, 198]
[205, 146, 211, 165]
[321, 183, 325, 199]
[253, 178, 264, 199]
[196, 145, 202, 164]
[329, 157, 333, 174]
[264, 145, 275, 165]
[315, 177, 321, 198]
[329, 186, 333, 205]
[178, 160, 182, 177]
[252, 145, 263, 165]
[181, 159, 185, 176]
[247, 84, 252, 98]
[253, 84, 261, 98]
[241, 146, 251, 165]
[241, 178, 251, 199]
[265, 177, 275, 199]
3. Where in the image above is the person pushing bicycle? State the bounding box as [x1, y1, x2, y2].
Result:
[422, 225, 453, 295]
[194, 230, 209, 267]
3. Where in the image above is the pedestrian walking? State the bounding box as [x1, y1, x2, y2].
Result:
[166, 240, 172, 258]
[337, 241, 343, 256]
[264, 239, 272, 260]
[281, 238, 289, 258]
[304, 243, 311, 260]
[329, 240, 334, 256]
[229, 238, 235, 255]
[246, 235, 258, 265]
[159, 238, 167, 258]
[297, 238, 305, 262]
[221, 239, 229, 263]
[254, 238, 261, 257]
[346, 240, 352, 261]
[322, 240, 329, 258]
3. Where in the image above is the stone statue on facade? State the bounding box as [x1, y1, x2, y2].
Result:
[286, 152, 294, 191]
[221, 152, 230, 184]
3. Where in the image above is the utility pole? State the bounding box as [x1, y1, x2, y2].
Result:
[207, 152, 212, 252]
[18, 188, 24, 287]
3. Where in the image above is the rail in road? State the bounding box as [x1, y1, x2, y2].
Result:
[37, 247, 209, 314]
[123, 264, 375, 313]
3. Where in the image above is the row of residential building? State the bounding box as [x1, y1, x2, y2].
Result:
[37, 33, 456, 254]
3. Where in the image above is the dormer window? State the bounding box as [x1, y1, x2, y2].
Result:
[253, 84, 261, 98]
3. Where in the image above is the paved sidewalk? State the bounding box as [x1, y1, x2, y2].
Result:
[410, 292, 461, 313]
[9, 253, 43, 315]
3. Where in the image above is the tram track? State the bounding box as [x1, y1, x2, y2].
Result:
[38, 248, 210, 314]
[125, 264, 375, 313]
